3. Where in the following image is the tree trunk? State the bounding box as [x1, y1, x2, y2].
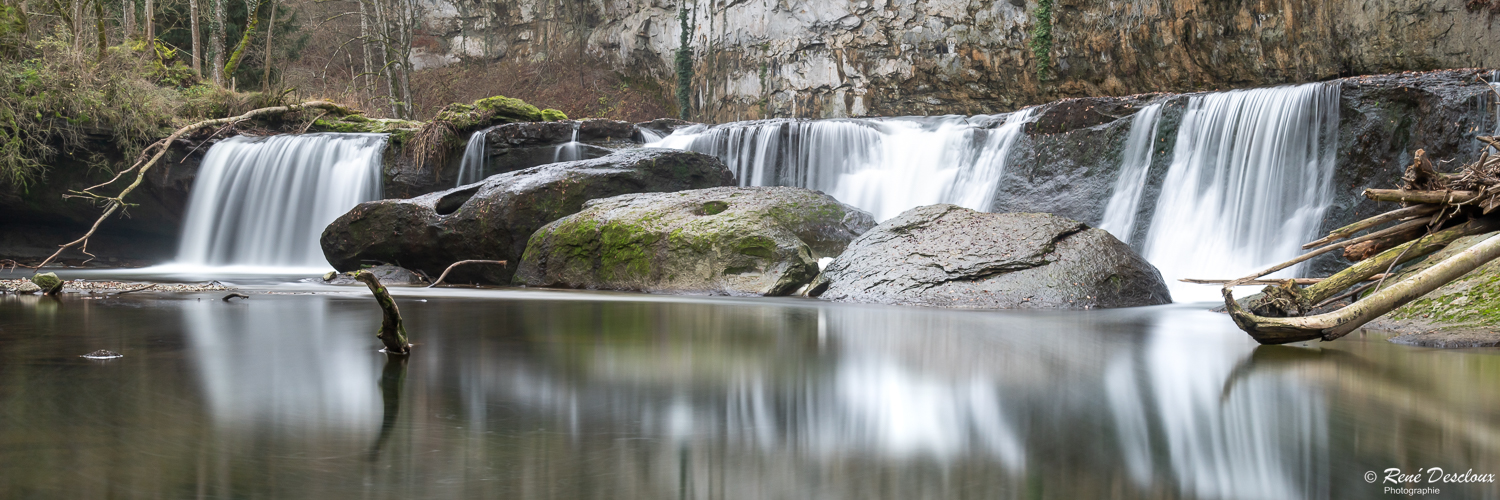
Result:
[358, 0, 373, 91]
[1302, 204, 1440, 249]
[211, 0, 225, 85]
[1227, 233, 1500, 345]
[123, 0, 134, 38]
[143, 0, 152, 40]
[261, 0, 274, 89]
[189, 0, 201, 75]
[92, 0, 104, 60]
[353, 270, 411, 354]
[222, 0, 266, 84]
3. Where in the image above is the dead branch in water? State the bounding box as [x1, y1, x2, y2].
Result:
[32, 101, 357, 272]
[427, 260, 508, 288]
[354, 270, 411, 355]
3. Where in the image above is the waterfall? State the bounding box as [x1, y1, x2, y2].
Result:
[174, 133, 386, 271]
[1097, 104, 1164, 244]
[650, 111, 1033, 220]
[552, 122, 583, 163]
[454, 128, 491, 187]
[1138, 83, 1340, 302]
[652, 83, 1339, 303]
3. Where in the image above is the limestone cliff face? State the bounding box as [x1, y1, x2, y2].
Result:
[415, 0, 1500, 122]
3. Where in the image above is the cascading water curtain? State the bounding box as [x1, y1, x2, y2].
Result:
[454, 128, 492, 187]
[1098, 104, 1165, 245]
[175, 133, 387, 269]
[1140, 83, 1340, 302]
[650, 112, 1034, 221]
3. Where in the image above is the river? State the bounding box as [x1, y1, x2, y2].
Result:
[2, 275, 1497, 499]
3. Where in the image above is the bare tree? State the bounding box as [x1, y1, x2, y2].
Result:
[210, 0, 225, 85]
[123, 0, 135, 38]
[144, 0, 152, 40]
[189, 0, 201, 74]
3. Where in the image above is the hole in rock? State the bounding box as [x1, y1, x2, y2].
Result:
[435, 186, 481, 215]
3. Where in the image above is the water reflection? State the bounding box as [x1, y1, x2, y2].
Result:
[1, 291, 1498, 498]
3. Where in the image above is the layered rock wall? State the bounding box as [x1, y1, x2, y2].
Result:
[415, 0, 1500, 122]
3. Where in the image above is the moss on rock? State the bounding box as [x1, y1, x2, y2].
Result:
[541, 108, 568, 122]
[514, 186, 874, 296]
[1364, 232, 1500, 347]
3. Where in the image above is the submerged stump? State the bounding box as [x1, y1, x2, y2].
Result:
[353, 270, 411, 354]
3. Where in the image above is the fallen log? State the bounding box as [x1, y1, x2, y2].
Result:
[354, 270, 411, 354]
[1303, 218, 1500, 304]
[1181, 275, 1390, 286]
[1223, 215, 1437, 288]
[1364, 189, 1482, 205]
[1302, 204, 1441, 249]
[1225, 232, 1500, 345]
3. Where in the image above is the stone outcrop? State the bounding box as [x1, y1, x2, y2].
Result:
[413, 0, 1500, 121]
[320, 149, 736, 284]
[515, 186, 874, 295]
[810, 204, 1171, 309]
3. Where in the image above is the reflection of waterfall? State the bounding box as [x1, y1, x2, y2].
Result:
[454, 128, 492, 187]
[1110, 312, 1330, 499]
[651, 111, 1034, 220]
[1098, 104, 1164, 244]
[175, 133, 386, 269]
[181, 298, 380, 432]
[1135, 83, 1340, 301]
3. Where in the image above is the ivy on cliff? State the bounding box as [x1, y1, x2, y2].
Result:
[1030, 0, 1054, 81]
[674, 4, 695, 120]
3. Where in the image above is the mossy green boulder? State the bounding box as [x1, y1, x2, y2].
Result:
[1363, 231, 1500, 348]
[30, 272, 63, 295]
[514, 186, 875, 296]
[321, 149, 735, 285]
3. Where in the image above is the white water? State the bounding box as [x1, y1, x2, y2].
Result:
[454, 128, 491, 187]
[1097, 104, 1164, 244]
[1137, 83, 1340, 302]
[171, 133, 386, 272]
[552, 123, 584, 163]
[650, 111, 1034, 221]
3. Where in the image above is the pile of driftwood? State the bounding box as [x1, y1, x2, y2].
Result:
[1219, 137, 1500, 344]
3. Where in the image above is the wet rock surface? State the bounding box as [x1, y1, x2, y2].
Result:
[1362, 232, 1500, 348]
[321, 149, 736, 285]
[811, 205, 1171, 309]
[515, 186, 874, 296]
[319, 265, 428, 286]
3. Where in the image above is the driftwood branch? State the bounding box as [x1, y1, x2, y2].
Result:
[1364, 188, 1482, 205]
[1181, 275, 1389, 286]
[1224, 215, 1437, 288]
[354, 270, 411, 354]
[426, 260, 507, 288]
[32, 101, 352, 272]
[1226, 233, 1500, 345]
[1301, 204, 1440, 249]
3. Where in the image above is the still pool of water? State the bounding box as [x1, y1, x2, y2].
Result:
[2, 286, 1498, 499]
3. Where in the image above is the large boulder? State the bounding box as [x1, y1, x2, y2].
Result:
[515, 186, 875, 296]
[809, 204, 1171, 309]
[320, 148, 736, 284]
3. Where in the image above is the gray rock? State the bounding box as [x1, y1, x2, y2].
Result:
[321, 148, 736, 285]
[515, 186, 874, 296]
[321, 265, 427, 286]
[810, 204, 1171, 309]
[15, 281, 40, 293]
